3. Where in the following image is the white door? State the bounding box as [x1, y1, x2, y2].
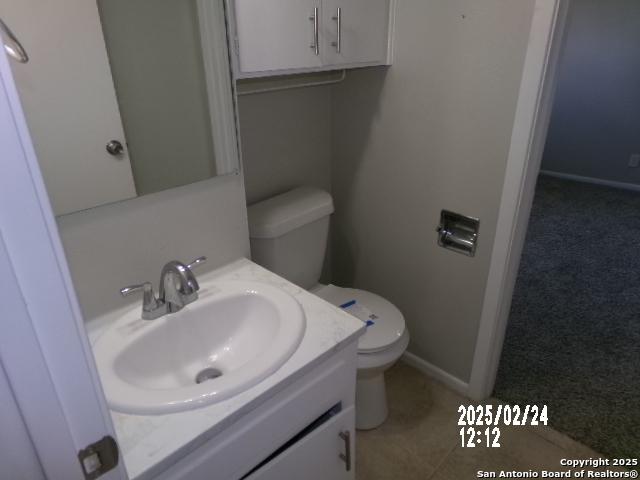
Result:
[0, 0, 137, 216]
[0, 359, 45, 480]
[233, 0, 323, 75]
[322, 0, 390, 66]
[0, 41, 128, 479]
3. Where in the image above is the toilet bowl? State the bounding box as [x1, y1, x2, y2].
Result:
[247, 186, 410, 430]
[312, 284, 409, 429]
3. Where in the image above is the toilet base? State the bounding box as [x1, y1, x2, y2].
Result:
[355, 373, 388, 430]
[354, 330, 410, 430]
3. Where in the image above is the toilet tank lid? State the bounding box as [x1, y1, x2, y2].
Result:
[248, 187, 334, 239]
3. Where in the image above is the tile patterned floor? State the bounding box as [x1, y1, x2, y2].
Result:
[356, 362, 628, 480]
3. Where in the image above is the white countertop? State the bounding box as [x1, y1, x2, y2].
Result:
[85, 258, 365, 480]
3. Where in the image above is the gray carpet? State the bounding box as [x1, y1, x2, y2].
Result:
[494, 175, 640, 460]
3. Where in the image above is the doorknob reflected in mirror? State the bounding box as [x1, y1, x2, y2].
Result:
[106, 140, 124, 156]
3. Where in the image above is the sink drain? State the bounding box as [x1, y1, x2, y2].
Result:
[195, 367, 223, 384]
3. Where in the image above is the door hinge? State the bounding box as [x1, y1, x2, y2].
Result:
[78, 435, 119, 479]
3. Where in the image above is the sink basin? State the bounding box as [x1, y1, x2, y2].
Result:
[93, 280, 306, 415]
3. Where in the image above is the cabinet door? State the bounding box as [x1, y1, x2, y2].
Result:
[233, 0, 323, 74]
[322, 0, 390, 66]
[245, 406, 355, 480]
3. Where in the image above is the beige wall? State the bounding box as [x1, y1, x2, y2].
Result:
[58, 174, 250, 320]
[238, 87, 332, 205]
[234, 0, 539, 382]
[330, 0, 536, 382]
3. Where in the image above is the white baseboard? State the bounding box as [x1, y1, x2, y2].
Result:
[540, 170, 640, 193]
[401, 351, 470, 398]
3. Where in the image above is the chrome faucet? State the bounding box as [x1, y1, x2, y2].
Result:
[120, 257, 207, 320]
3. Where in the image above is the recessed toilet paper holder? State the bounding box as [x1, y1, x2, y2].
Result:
[437, 210, 480, 257]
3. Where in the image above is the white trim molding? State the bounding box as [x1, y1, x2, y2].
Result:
[540, 169, 640, 193]
[196, 0, 241, 176]
[402, 352, 470, 398]
[467, 0, 570, 401]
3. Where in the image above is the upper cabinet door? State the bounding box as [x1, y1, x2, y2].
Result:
[322, 0, 391, 66]
[233, 0, 323, 75]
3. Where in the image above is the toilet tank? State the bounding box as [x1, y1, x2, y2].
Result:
[248, 187, 334, 289]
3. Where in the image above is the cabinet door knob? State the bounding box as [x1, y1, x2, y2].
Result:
[106, 140, 124, 156]
[339, 430, 351, 471]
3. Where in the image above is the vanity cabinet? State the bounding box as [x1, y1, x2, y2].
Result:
[153, 342, 358, 480]
[245, 406, 354, 480]
[228, 0, 394, 78]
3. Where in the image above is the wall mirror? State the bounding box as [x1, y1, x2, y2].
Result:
[3, 0, 239, 216]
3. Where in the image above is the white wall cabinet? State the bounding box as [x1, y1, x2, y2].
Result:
[322, 0, 391, 66]
[232, 0, 324, 73]
[229, 0, 394, 78]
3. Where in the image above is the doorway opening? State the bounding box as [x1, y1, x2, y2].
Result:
[494, 0, 640, 459]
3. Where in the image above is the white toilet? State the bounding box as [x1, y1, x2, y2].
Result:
[248, 186, 410, 430]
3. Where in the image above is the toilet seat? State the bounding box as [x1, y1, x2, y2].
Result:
[313, 285, 406, 354]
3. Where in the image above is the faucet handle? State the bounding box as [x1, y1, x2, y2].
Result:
[120, 282, 153, 297]
[187, 256, 207, 270]
[120, 282, 165, 320]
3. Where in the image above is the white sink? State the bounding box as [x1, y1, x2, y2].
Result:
[93, 280, 306, 415]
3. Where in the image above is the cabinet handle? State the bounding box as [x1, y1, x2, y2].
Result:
[331, 7, 342, 53]
[309, 7, 319, 56]
[339, 430, 351, 471]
